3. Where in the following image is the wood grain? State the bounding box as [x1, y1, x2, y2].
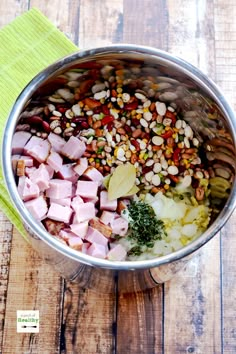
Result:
[116, 287, 163, 354]
[163, 1, 222, 353]
[61, 283, 116, 354]
[2, 230, 63, 354]
[0, 214, 13, 351]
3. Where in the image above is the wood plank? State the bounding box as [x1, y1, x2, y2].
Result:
[114, 2, 169, 353]
[29, 0, 80, 45]
[123, 0, 169, 47]
[221, 211, 236, 354]
[164, 237, 221, 354]
[61, 283, 116, 354]
[164, 1, 222, 353]
[2, 229, 63, 354]
[79, 0, 123, 47]
[0, 213, 13, 352]
[116, 287, 163, 354]
[0, 3, 30, 353]
[214, 2, 236, 352]
[59, 3, 122, 354]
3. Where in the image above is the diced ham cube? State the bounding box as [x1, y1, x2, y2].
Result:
[12, 131, 31, 154]
[87, 243, 107, 259]
[18, 176, 39, 201]
[111, 216, 128, 236]
[83, 166, 104, 186]
[100, 191, 117, 211]
[24, 136, 51, 163]
[67, 236, 83, 251]
[81, 242, 90, 254]
[30, 163, 50, 192]
[71, 196, 84, 211]
[47, 132, 66, 153]
[45, 164, 54, 179]
[89, 217, 112, 238]
[100, 211, 115, 225]
[57, 163, 79, 183]
[70, 221, 88, 238]
[61, 136, 86, 160]
[76, 180, 98, 199]
[47, 202, 73, 223]
[25, 166, 37, 178]
[47, 150, 63, 172]
[73, 157, 88, 176]
[24, 195, 48, 220]
[18, 155, 34, 167]
[46, 179, 72, 199]
[50, 197, 71, 207]
[107, 244, 127, 261]
[73, 202, 95, 223]
[85, 226, 108, 246]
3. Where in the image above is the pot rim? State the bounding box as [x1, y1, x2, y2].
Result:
[2, 43, 236, 271]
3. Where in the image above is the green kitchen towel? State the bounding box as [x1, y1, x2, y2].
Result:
[0, 8, 78, 239]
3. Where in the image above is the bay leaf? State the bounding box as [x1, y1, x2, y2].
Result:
[123, 184, 139, 197]
[108, 163, 136, 200]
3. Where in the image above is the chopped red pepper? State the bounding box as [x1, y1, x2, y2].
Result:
[101, 115, 114, 126]
[173, 147, 181, 165]
[165, 110, 176, 124]
[161, 129, 173, 139]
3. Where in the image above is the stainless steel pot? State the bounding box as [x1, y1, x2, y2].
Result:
[2, 44, 236, 293]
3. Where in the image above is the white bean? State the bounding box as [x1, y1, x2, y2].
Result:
[152, 136, 164, 146]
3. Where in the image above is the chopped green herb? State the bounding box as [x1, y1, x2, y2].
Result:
[127, 200, 166, 249]
[127, 245, 142, 256]
[96, 147, 104, 154]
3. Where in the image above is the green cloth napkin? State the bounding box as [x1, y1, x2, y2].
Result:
[0, 8, 78, 239]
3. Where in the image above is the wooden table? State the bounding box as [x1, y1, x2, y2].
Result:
[1, 1, 236, 353]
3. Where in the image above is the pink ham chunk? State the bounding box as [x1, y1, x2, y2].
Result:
[107, 244, 127, 261]
[85, 226, 108, 246]
[81, 242, 90, 254]
[47, 132, 66, 153]
[73, 157, 88, 176]
[47, 150, 63, 172]
[76, 180, 98, 200]
[12, 155, 34, 172]
[25, 166, 37, 178]
[71, 195, 84, 211]
[47, 203, 73, 224]
[67, 236, 83, 251]
[61, 136, 86, 160]
[30, 163, 50, 192]
[24, 195, 48, 220]
[18, 176, 39, 201]
[83, 166, 104, 186]
[57, 163, 79, 183]
[24, 136, 51, 163]
[87, 243, 107, 259]
[73, 202, 95, 223]
[12, 131, 31, 154]
[70, 221, 88, 238]
[100, 191, 117, 211]
[100, 211, 115, 225]
[45, 164, 54, 179]
[46, 179, 72, 199]
[50, 197, 71, 207]
[111, 216, 128, 236]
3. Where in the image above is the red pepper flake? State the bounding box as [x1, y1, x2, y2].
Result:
[101, 115, 114, 126]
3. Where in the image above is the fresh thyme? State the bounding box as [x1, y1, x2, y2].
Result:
[127, 200, 166, 252]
